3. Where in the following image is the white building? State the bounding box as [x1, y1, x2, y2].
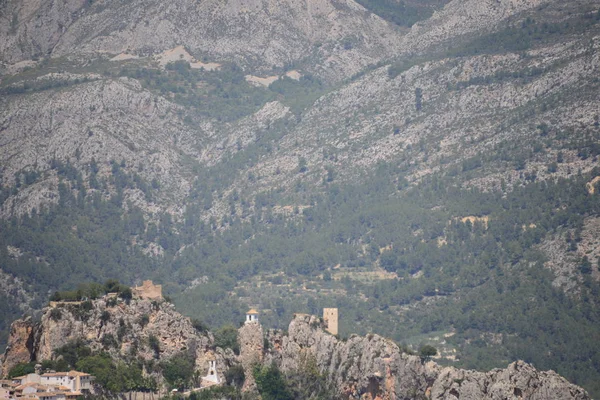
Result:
[201, 352, 220, 385]
[245, 309, 259, 324]
[40, 371, 94, 393]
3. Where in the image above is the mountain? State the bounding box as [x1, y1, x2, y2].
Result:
[0, 0, 402, 82]
[1, 0, 600, 396]
[1, 298, 591, 399]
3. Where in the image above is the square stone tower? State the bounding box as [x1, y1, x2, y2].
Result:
[323, 308, 338, 335]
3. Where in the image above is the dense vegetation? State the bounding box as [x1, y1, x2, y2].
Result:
[354, 0, 450, 27]
[117, 61, 325, 121]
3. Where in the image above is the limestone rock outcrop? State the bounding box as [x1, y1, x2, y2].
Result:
[237, 321, 263, 393]
[1, 297, 235, 380]
[2, 308, 592, 399]
[430, 361, 590, 400]
[1, 317, 36, 377]
[264, 314, 590, 400]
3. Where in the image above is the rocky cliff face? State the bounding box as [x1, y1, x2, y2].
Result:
[261, 314, 590, 400]
[0, 0, 401, 81]
[237, 321, 263, 392]
[0, 77, 198, 217]
[3, 308, 591, 399]
[1, 297, 234, 381]
[1, 317, 35, 377]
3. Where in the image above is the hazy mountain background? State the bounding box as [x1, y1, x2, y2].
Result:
[1, 0, 600, 395]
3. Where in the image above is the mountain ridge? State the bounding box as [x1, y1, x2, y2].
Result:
[1, 0, 600, 396]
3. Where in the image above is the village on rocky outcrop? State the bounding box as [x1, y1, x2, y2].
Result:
[0, 370, 94, 400]
[0, 285, 592, 400]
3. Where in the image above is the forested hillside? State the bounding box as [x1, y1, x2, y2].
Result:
[1, 0, 600, 396]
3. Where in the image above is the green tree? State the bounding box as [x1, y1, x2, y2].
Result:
[419, 345, 437, 362]
[214, 325, 240, 355]
[415, 87, 423, 111]
[253, 364, 293, 400]
[161, 352, 195, 389]
[8, 362, 35, 378]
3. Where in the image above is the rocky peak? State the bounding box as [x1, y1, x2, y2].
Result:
[264, 314, 590, 400]
[0, 297, 232, 380]
[237, 320, 263, 393]
[431, 361, 591, 400]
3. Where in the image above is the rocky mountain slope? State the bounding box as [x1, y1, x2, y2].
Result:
[1, 0, 600, 396]
[0, 0, 401, 82]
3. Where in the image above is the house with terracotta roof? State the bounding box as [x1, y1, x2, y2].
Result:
[11, 374, 41, 386]
[0, 381, 16, 389]
[14, 383, 51, 397]
[36, 392, 65, 400]
[40, 371, 93, 393]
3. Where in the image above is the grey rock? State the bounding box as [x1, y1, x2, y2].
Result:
[0, 0, 401, 82]
[264, 314, 590, 400]
[1, 297, 225, 383]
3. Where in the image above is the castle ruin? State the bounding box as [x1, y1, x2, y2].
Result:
[132, 280, 162, 300]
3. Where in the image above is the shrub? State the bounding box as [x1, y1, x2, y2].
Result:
[100, 310, 111, 323]
[50, 308, 62, 321]
[253, 364, 293, 400]
[148, 334, 160, 357]
[161, 352, 195, 389]
[191, 318, 208, 333]
[106, 297, 118, 307]
[81, 300, 93, 311]
[214, 325, 240, 355]
[224, 365, 245, 388]
[8, 362, 35, 378]
[139, 314, 150, 328]
[54, 340, 92, 368]
[101, 334, 118, 349]
[119, 287, 133, 301]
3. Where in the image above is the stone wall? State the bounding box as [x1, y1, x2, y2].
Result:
[132, 281, 162, 300]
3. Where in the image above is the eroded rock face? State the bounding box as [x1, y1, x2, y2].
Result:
[0, 0, 401, 82]
[0, 317, 36, 377]
[264, 314, 590, 400]
[237, 321, 263, 393]
[3, 309, 592, 399]
[266, 314, 435, 399]
[430, 361, 590, 400]
[1, 298, 228, 379]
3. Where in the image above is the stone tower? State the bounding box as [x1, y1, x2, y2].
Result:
[323, 308, 338, 335]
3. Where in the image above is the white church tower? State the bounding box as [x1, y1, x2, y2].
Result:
[245, 308, 259, 324]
